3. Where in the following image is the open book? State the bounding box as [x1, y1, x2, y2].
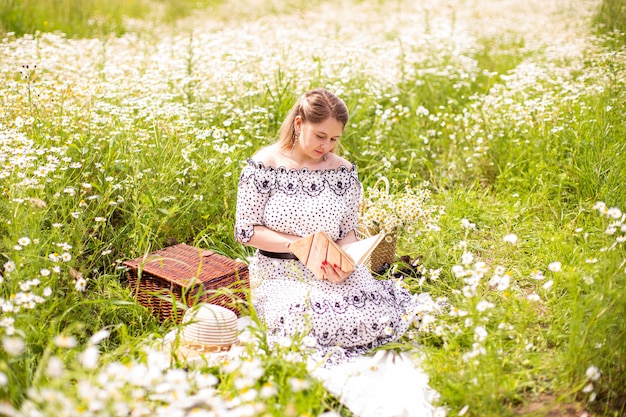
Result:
[288, 231, 385, 280]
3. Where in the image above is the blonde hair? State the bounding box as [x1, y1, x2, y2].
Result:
[277, 89, 349, 152]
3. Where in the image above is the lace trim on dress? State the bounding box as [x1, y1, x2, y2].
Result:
[243, 158, 358, 197]
[236, 225, 255, 244]
[246, 158, 357, 174]
[276, 283, 413, 351]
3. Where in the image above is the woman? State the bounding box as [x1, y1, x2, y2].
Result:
[235, 88, 419, 365]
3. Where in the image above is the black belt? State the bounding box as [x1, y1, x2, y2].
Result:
[258, 250, 298, 260]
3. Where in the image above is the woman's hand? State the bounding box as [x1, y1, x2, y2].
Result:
[320, 261, 351, 284]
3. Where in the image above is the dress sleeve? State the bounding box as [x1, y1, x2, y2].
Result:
[234, 162, 272, 243]
[338, 169, 362, 240]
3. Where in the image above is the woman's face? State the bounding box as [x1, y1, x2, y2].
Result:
[294, 116, 343, 162]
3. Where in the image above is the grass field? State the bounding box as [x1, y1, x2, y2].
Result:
[1, 0, 625, 416]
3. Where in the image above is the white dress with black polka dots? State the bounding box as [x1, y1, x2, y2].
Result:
[235, 158, 418, 365]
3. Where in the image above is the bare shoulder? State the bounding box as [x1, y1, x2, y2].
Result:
[328, 153, 354, 170]
[251, 145, 282, 167]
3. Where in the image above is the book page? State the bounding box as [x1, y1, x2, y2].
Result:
[340, 233, 385, 265]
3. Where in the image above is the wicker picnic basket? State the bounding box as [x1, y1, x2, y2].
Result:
[357, 225, 397, 273]
[358, 177, 398, 273]
[123, 244, 249, 323]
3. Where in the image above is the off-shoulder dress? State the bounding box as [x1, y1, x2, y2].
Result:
[235, 158, 420, 365]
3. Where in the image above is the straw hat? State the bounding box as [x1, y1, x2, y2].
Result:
[169, 303, 239, 361]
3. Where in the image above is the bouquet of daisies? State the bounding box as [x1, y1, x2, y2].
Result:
[359, 176, 443, 238]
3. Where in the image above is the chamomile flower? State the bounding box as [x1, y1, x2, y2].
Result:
[75, 277, 87, 292]
[89, 329, 111, 345]
[461, 252, 474, 265]
[288, 377, 311, 392]
[79, 346, 100, 369]
[582, 383, 594, 393]
[276, 336, 292, 349]
[474, 326, 488, 342]
[527, 293, 541, 302]
[593, 201, 606, 213]
[476, 300, 494, 312]
[429, 268, 442, 280]
[585, 365, 601, 381]
[258, 382, 278, 399]
[607, 207, 622, 219]
[57, 242, 72, 251]
[3, 336, 25, 356]
[461, 219, 476, 229]
[46, 356, 65, 378]
[503, 233, 518, 244]
[54, 335, 78, 348]
[548, 262, 562, 272]
[3, 261, 16, 273]
[433, 407, 448, 417]
[301, 335, 317, 349]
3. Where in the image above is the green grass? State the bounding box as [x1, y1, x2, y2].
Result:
[1, 0, 144, 37]
[595, 0, 626, 33]
[0, 0, 327, 38]
[1, 0, 625, 416]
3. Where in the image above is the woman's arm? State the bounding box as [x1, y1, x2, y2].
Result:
[336, 229, 357, 246]
[238, 225, 300, 253]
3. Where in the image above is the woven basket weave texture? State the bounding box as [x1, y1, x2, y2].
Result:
[358, 177, 398, 273]
[123, 244, 249, 323]
[358, 226, 397, 273]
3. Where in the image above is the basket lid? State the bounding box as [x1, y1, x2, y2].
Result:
[123, 244, 247, 288]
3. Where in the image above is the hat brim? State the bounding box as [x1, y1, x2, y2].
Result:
[160, 315, 254, 365]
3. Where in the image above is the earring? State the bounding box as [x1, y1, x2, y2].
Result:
[291, 131, 298, 154]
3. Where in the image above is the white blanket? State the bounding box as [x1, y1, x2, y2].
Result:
[164, 317, 439, 417]
[310, 349, 439, 417]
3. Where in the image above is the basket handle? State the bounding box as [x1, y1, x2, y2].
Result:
[372, 176, 390, 194]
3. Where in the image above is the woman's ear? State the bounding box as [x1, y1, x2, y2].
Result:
[293, 116, 302, 136]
